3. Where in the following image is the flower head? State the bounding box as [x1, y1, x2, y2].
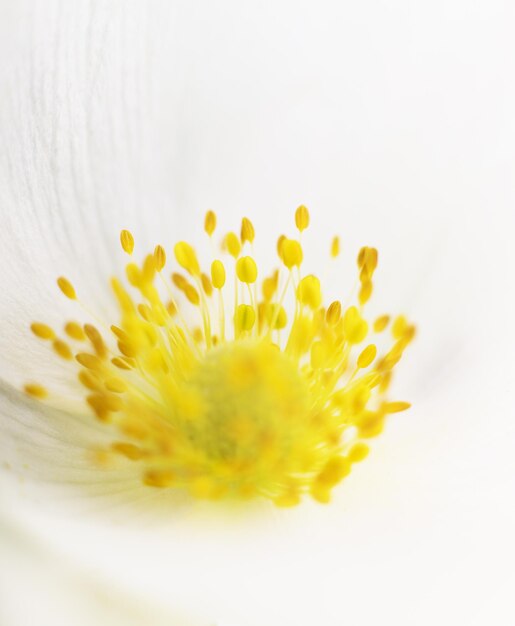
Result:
[24, 206, 414, 506]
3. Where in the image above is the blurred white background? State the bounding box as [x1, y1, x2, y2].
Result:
[0, 1, 514, 625]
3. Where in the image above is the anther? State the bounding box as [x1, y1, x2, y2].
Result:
[120, 230, 135, 255]
[153, 245, 166, 272]
[241, 217, 255, 244]
[295, 205, 310, 231]
[24, 383, 48, 398]
[281, 239, 303, 269]
[357, 344, 377, 369]
[297, 275, 322, 309]
[204, 210, 217, 236]
[53, 339, 73, 360]
[224, 233, 241, 258]
[331, 236, 340, 258]
[65, 322, 86, 341]
[30, 323, 55, 340]
[236, 256, 258, 284]
[174, 242, 200, 276]
[57, 277, 76, 300]
[211, 260, 226, 289]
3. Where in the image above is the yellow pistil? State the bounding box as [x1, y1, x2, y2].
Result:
[25, 207, 415, 506]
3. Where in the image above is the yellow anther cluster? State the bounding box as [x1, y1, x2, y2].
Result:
[25, 206, 415, 506]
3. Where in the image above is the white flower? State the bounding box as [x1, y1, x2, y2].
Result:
[1, 2, 514, 626]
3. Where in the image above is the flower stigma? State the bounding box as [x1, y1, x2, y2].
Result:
[24, 207, 415, 506]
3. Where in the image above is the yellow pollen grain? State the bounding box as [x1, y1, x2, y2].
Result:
[295, 205, 310, 231]
[126, 263, 141, 288]
[31, 323, 55, 340]
[281, 239, 303, 269]
[343, 306, 368, 344]
[112, 442, 145, 460]
[235, 304, 256, 332]
[53, 339, 73, 360]
[277, 235, 286, 261]
[204, 210, 217, 236]
[110, 325, 126, 341]
[359, 279, 373, 306]
[373, 315, 390, 333]
[392, 315, 408, 339]
[358, 246, 378, 278]
[241, 217, 255, 244]
[153, 245, 166, 272]
[111, 357, 133, 370]
[326, 301, 342, 325]
[225, 232, 241, 258]
[78, 370, 102, 391]
[201, 273, 213, 297]
[84, 324, 107, 358]
[297, 275, 322, 310]
[137, 304, 152, 322]
[357, 344, 377, 369]
[211, 260, 226, 289]
[262, 271, 278, 301]
[348, 443, 369, 463]
[331, 236, 340, 258]
[383, 401, 411, 413]
[184, 284, 200, 306]
[65, 322, 86, 341]
[76, 353, 103, 370]
[143, 470, 176, 488]
[236, 256, 258, 284]
[57, 277, 76, 300]
[120, 230, 135, 255]
[174, 242, 200, 276]
[316, 456, 351, 487]
[171, 272, 188, 290]
[142, 255, 155, 283]
[24, 383, 48, 398]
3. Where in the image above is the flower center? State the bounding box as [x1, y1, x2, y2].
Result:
[24, 206, 415, 506]
[182, 341, 309, 464]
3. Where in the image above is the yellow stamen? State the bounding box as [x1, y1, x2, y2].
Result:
[326, 301, 342, 325]
[204, 210, 217, 236]
[57, 277, 76, 300]
[25, 207, 414, 507]
[297, 275, 322, 310]
[53, 339, 73, 360]
[65, 321, 86, 341]
[357, 344, 377, 369]
[224, 232, 241, 258]
[31, 323, 55, 340]
[374, 315, 390, 333]
[235, 304, 256, 333]
[174, 242, 200, 276]
[84, 324, 107, 358]
[153, 245, 166, 272]
[295, 205, 310, 232]
[120, 230, 135, 255]
[331, 236, 340, 258]
[211, 260, 226, 289]
[236, 256, 258, 284]
[24, 383, 48, 398]
[383, 401, 411, 413]
[281, 239, 303, 269]
[240, 217, 255, 244]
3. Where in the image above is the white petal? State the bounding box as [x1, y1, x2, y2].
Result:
[0, 1, 514, 626]
[0, 514, 201, 626]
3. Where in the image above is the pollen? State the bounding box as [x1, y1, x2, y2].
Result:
[25, 207, 415, 506]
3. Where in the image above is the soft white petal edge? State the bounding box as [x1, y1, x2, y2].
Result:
[0, 515, 202, 626]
